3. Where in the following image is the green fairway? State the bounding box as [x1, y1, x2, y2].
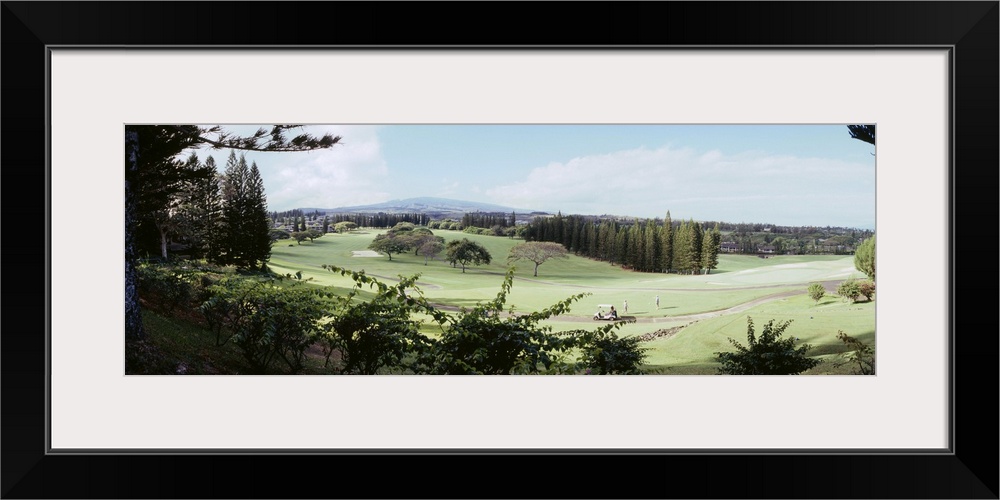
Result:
[267, 229, 875, 373]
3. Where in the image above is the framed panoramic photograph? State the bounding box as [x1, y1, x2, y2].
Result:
[5, 1, 997, 499]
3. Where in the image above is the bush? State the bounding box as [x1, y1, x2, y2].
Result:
[857, 280, 875, 301]
[716, 317, 819, 375]
[410, 269, 585, 375]
[834, 331, 875, 374]
[200, 278, 327, 374]
[321, 266, 635, 375]
[577, 329, 648, 374]
[136, 262, 200, 313]
[319, 269, 432, 374]
[807, 283, 825, 302]
[837, 278, 862, 303]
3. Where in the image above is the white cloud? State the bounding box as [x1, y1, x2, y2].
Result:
[194, 125, 391, 211]
[485, 145, 874, 227]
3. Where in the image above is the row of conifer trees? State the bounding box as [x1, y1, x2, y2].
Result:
[521, 212, 721, 274]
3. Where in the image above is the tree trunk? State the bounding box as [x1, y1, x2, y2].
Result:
[124, 127, 146, 340]
[533, 263, 539, 277]
[159, 224, 169, 260]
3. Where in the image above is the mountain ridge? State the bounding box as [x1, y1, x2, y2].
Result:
[299, 197, 547, 215]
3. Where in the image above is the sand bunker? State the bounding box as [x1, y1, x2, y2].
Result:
[352, 250, 383, 257]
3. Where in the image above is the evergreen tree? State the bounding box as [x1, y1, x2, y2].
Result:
[702, 224, 721, 274]
[644, 218, 661, 272]
[174, 153, 223, 260]
[218, 153, 271, 269]
[218, 151, 247, 266]
[629, 221, 644, 271]
[673, 221, 692, 274]
[245, 161, 273, 270]
[616, 226, 629, 268]
[660, 211, 673, 273]
[689, 220, 704, 274]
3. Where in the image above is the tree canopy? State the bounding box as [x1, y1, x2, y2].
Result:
[507, 241, 569, 277]
[854, 235, 875, 281]
[446, 238, 492, 273]
[847, 124, 876, 146]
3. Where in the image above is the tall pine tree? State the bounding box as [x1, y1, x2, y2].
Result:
[174, 153, 223, 260]
[660, 211, 673, 273]
[245, 161, 273, 270]
[701, 224, 722, 274]
[218, 152, 270, 270]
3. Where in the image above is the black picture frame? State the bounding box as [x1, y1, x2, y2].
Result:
[3, 2, 997, 498]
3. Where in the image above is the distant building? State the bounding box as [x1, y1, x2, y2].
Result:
[720, 242, 741, 253]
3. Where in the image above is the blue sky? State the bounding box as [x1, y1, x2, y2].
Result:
[186, 124, 876, 229]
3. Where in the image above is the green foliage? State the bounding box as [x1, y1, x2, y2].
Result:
[217, 153, 272, 270]
[320, 265, 643, 375]
[857, 280, 875, 301]
[854, 235, 875, 281]
[834, 330, 875, 374]
[334, 221, 358, 233]
[576, 328, 648, 375]
[807, 283, 826, 303]
[269, 228, 291, 240]
[320, 267, 438, 374]
[847, 124, 876, 146]
[716, 316, 819, 375]
[136, 262, 202, 313]
[412, 268, 586, 374]
[507, 241, 569, 276]
[199, 277, 327, 374]
[418, 239, 445, 265]
[836, 278, 862, 303]
[388, 222, 416, 233]
[701, 224, 721, 274]
[306, 229, 323, 241]
[446, 238, 492, 272]
[369, 233, 412, 260]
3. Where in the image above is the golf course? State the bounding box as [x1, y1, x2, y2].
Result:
[265, 228, 875, 374]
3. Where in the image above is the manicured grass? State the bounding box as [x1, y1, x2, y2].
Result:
[268, 230, 861, 316]
[639, 294, 875, 374]
[157, 229, 875, 374]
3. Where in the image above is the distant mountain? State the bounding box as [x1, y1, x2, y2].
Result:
[301, 197, 547, 217]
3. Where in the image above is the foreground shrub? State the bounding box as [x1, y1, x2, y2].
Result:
[834, 330, 875, 375]
[716, 317, 819, 375]
[320, 268, 436, 374]
[322, 266, 639, 375]
[576, 329, 648, 375]
[136, 262, 204, 313]
[200, 278, 328, 374]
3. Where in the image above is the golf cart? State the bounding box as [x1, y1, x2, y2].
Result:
[593, 304, 619, 321]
